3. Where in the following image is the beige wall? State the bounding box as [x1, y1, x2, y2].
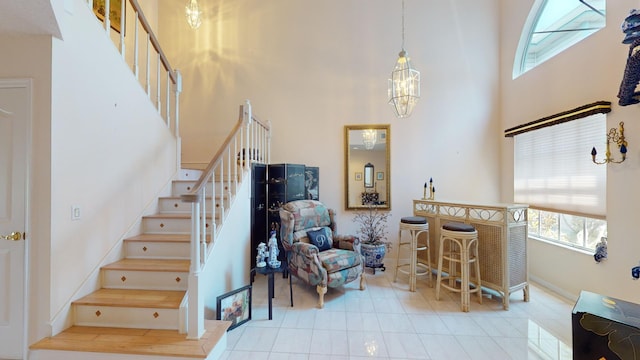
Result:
[500, 1, 640, 303]
[159, 0, 502, 249]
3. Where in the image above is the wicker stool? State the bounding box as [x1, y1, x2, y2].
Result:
[394, 216, 431, 291]
[435, 221, 482, 312]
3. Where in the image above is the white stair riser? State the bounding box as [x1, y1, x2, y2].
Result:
[124, 241, 190, 259]
[102, 270, 188, 291]
[142, 217, 211, 234]
[179, 168, 203, 180]
[75, 305, 180, 330]
[158, 197, 228, 214]
[172, 181, 230, 196]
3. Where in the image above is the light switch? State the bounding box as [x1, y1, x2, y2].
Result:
[71, 206, 81, 220]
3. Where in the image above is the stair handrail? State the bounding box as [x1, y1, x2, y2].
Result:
[87, 0, 182, 138]
[180, 100, 270, 338]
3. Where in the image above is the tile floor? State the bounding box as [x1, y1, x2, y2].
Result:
[221, 267, 574, 360]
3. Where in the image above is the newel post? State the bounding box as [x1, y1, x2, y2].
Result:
[181, 192, 205, 339]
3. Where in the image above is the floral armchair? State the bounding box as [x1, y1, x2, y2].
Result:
[279, 200, 365, 308]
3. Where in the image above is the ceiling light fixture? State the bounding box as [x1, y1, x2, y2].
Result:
[362, 129, 378, 150]
[185, 0, 202, 29]
[388, 0, 420, 118]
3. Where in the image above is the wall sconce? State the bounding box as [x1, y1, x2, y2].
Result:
[591, 121, 628, 164]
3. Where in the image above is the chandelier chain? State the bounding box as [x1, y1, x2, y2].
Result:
[401, 0, 405, 51]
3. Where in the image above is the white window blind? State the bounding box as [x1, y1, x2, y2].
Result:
[514, 113, 606, 218]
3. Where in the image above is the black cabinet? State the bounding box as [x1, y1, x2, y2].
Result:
[304, 166, 319, 200]
[268, 163, 306, 215]
[250, 163, 319, 270]
[267, 164, 306, 264]
[250, 163, 267, 269]
[572, 290, 640, 360]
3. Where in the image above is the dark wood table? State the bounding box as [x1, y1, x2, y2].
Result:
[252, 264, 293, 319]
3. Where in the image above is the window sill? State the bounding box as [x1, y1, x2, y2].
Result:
[529, 235, 594, 257]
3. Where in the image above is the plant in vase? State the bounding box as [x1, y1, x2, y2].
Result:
[353, 206, 391, 271]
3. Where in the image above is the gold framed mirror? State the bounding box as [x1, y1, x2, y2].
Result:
[344, 124, 390, 210]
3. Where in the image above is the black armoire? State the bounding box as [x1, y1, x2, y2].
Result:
[250, 163, 319, 270]
[250, 163, 268, 269]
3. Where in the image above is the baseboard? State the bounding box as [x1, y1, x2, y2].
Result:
[529, 275, 578, 303]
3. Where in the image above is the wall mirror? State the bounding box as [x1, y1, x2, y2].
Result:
[344, 125, 390, 210]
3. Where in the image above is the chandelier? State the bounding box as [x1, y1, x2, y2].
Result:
[185, 0, 202, 29]
[388, 0, 420, 118]
[362, 129, 377, 150]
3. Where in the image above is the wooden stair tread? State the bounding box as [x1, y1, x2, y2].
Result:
[125, 233, 192, 242]
[30, 320, 231, 358]
[74, 289, 185, 309]
[103, 258, 190, 272]
[143, 213, 212, 219]
[160, 196, 218, 200]
[125, 233, 211, 243]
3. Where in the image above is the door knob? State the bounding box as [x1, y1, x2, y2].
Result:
[1, 232, 23, 241]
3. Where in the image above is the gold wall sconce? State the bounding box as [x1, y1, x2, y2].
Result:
[591, 121, 628, 164]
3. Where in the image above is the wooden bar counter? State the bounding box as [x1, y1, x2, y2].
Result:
[413, 199, 529, 310]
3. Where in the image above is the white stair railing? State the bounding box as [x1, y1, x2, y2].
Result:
[181, 100, 270, 338]
[87, 0, 182, 139]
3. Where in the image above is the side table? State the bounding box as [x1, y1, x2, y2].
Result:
[252, 264, 293, 320]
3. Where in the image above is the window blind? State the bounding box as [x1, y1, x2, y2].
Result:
[514, 113, 606, 218]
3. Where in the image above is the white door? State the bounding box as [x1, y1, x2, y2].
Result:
[0, 79, 30, 359]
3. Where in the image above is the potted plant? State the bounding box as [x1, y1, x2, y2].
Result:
[353, 206, 391, 272]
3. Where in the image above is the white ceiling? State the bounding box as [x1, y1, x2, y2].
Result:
[0, 0, 61, 38]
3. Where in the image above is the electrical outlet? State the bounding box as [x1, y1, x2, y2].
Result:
[71, 206, 81, 220]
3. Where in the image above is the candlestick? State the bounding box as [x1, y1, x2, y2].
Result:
[428, 178, 435, 200]
[423, 182, 427, 199]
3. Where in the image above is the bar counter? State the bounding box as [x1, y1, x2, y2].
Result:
[413, 199, 529, 310]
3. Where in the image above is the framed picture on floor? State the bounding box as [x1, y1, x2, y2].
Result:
[216, 285, 252, 331]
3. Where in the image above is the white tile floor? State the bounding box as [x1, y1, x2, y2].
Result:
[221, 267, 574, 360]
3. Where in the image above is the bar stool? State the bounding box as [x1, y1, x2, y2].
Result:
[435, 221, 482, 312]
[394, 216, 431, 291]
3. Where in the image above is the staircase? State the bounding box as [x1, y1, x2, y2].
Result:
[30, 169, 231, 360]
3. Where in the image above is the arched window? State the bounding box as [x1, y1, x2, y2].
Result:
[513, 0, 606, 78]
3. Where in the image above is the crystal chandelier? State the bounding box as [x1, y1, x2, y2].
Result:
[388, 0, 420, 118]
[362, 129, 377, 150]
[185, 0, 202, 29]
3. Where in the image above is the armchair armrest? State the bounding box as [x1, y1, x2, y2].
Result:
[289, 242, 327, 286]
[291, 241, 320, 257]
[333, 234, 361, 253]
